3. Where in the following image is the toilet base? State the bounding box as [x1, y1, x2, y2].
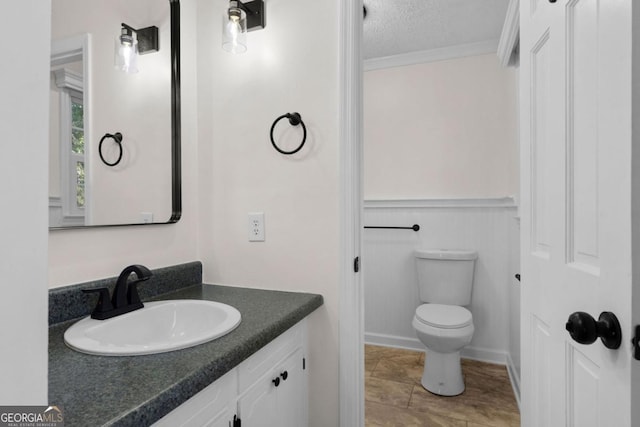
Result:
[421, 350, 465, 396]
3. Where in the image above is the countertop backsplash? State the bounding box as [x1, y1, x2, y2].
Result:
[49, 261, 203, 325]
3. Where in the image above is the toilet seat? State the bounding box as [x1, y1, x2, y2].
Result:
[415, 304, 472, 329]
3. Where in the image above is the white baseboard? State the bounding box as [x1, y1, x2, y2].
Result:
[364, 332, 508, 365]
[365, 333, 424, 352]
[506, 353, 521, 409]
[460, 346, 507, 365]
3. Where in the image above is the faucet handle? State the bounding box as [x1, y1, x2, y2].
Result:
[82, 288, 115, 319]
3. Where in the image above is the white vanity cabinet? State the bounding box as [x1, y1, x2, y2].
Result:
[154, 320, 308, 427]
[153, 369, 237, 427]
[237, 347, 306, 426]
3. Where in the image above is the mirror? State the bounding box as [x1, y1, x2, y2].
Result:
[48, 0, 181, 229]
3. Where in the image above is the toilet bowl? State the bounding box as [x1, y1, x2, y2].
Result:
[413, 303, 474, 396]
[413, 249, 477, 396]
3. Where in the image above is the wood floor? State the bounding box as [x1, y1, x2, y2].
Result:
[365, 345, 520, 427]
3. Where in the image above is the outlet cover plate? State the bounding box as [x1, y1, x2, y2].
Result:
[248, 212, 265, 242]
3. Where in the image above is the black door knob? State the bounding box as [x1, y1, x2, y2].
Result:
[565, 311, 622, 349]
[272, 377, 280, 387]
[280, 371, 288, 381]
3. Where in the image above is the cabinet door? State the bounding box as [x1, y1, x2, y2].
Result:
[236, 370, 279, 427]
[238, 322, 304, 391]
[275, 348, 306, 427]
[237, 348, 307, 427]
[153, 370, 237, 427]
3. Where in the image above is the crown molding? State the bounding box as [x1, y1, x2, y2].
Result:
[497, 0, 520, 67]
[364, 39, 499, 71]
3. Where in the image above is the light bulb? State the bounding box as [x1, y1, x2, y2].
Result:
[222, 4, 247, 54]
[115, 28, 139, 73]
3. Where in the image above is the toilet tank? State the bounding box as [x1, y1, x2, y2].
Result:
[415, 249, 478, 305]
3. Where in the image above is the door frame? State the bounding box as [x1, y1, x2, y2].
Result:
[632, 2, 640, 423]
[338, 0, 364, 426]
[340, 1, 640, 425]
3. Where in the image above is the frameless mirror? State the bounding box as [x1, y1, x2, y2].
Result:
[49, 0, 181, 229]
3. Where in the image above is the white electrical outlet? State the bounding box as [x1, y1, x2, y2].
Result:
[141, 212, 153, 224]
[248, 212, 265, 242]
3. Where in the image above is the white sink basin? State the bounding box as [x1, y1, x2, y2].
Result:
[64, 300, 241, 356]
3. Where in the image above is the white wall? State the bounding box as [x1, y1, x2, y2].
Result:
[364, 54, 518, 200]
[47, 0, 342, 423]
[48, 0, 199, 287]
[363, 54, 521, 396]
[363, 200, 517, 364]
[0, 0, 50, 404]
[195, 0, 340, 425]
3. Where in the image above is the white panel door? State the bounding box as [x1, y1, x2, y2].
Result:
[520, 0, 635, 426]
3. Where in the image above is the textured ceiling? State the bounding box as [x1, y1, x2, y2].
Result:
[363, 0, 510, 60]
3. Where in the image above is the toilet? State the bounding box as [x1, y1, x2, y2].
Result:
[412, 249, 477, 396]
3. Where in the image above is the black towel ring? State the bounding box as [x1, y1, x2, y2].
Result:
[99, 132, 124, 167]
[270, 112, 307, 155]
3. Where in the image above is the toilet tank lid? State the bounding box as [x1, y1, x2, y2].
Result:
[414, 249, 478, 260]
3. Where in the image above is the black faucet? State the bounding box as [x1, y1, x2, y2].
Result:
[82, 265, 153, 320]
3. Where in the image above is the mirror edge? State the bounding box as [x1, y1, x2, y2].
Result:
[169, 0, 182, 224]
[50, 0, 182, 230]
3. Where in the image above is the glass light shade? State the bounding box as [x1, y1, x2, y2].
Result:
[115, 30, 139, 73]
[222, 5, 247, 54]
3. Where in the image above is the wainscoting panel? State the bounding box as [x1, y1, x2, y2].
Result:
[363, 198, 519, 368]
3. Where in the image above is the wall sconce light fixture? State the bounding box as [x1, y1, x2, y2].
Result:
[222, 0, 265, 54]
[115, 23, 159, 73]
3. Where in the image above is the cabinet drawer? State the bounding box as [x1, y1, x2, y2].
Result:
[238, 320, 305, 392]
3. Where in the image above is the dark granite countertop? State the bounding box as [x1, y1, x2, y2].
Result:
[48, 284, 323, 427]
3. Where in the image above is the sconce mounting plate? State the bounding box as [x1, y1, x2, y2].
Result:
[239, 0, 265, 31]
[137, 26, 159, 54]
[122, 23, 159, 54]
